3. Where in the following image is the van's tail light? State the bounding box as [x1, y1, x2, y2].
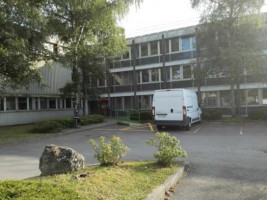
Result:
[183, 106, 187, 118]
[152, 106, 155, 118]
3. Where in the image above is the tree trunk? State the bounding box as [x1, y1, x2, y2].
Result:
[230, 83, 236, 117]
[236, 81, 241, 116]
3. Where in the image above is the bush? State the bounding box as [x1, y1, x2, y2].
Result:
[130, 111, 152, 122]
[90, 136, 129, 166]
[248, 108, 267, 120]
[81, 114, 104, 125]
[32, 120, 64, 133]
[201, 109, 222, 120]
[54, 117, 76, 128]
[146, 132, 187, 167]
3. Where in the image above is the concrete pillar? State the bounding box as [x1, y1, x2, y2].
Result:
[32, 97, 36, 110]
[259, 88, 263, 105]
[217, 91, 221, 107]
[3, 97, 6, 111]
[15, 97, 18, 110]
[27, 97, 30, 110]
[38, 97, 41, 110]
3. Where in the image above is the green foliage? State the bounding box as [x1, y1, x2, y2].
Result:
[90, 136, 129, 166]
[248, 108, 267, 120]
[54, 117, 76, 128]
[202, 109, 222, 120]
[0, 180, 82, 200]
[32, 120, 64, 133]
[81, 114, 104, 125]
[146, 132, 187, 167]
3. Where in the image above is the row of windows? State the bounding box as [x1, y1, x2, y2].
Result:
[111, 88, 267, 110]
[116, 35, 196, 60]
[0, 97, 79, 111]
[99, 65, 192, 87]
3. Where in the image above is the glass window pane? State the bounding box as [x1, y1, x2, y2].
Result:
[182, 37, 191, 51]
[183, 65, 191, 79]
[66, 98, 71, 108]
[122, 48, 130, 59]
[112, 73, 123, 85]
[6, 97, 15, 110]
[141, 43, 148, 57]
[150, 41, 158, 55]
[40, 98, 47, 110]
[142, 70, 149, 83]
[191, 36, 196, 49]
[0, 98, 4, 111]
[141, 96, 151, 110]
[18, 97, 27, 110]
[247, 89, 258, 105]
[172, 66, 181, 80]
[220, 91, 231, 106]
[171, 38, 179, 52]
[152, 69, 159, 82]
[49, 99, 56, 109]
[202, 92, 217, 107]
[263, 89, 267, 104]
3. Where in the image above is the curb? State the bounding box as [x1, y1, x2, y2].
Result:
[145, 165, 185, 200]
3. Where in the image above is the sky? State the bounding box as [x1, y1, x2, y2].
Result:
[119, 0, 267, 38]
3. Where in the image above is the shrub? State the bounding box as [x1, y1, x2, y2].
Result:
[54, 117, 76, 128]
[90, 136, 129, 166]
[248, 108, 267, 120]
[201, 109, 222, 120]
[146, 132, 187, 167]
[81, 114, 104, 125]
[32, 120, 64, 133]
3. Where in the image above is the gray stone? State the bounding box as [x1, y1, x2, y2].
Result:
[39, 144, 85, 176]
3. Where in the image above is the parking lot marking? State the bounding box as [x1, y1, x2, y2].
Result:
[193, 127, 200, 134]
[148, 123, 154, 132]
[240, 127, 243, 135]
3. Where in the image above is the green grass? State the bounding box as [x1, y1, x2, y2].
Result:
[0, 125, 53, 144]
[0, 161, 181, 200]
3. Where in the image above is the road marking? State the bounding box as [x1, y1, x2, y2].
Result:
[193, 127, 200, 134]
[240, 127, 243, 135]
[93, 129, 120, 131]
[148, 123, 154, 132]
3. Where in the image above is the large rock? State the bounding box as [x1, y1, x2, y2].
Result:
[39, 144, 85, 176]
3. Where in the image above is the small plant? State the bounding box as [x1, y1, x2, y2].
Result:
[90, 136, 129, 166]
[202, 109, 222, 120]
[146, 132, 187, 167]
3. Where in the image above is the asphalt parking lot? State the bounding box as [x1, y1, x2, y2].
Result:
[0, 121, 267, 199]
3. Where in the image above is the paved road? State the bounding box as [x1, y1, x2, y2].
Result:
[1, 121, 267, 200]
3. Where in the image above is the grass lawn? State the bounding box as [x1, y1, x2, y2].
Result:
[0, 161, 181, 200]
[0, 124, 52, 144]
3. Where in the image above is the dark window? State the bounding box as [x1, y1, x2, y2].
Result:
[40, 98, 47, 109]
[141, 43, 148, 57]
[49, 99, 56, 109]
[150, 41, 158, 55]
[183, 65, 191, 79]
[0, 98, 4, 111]
[6, 97, 16, 110]
[171, 38, 179, 52]
[66, 99, 71, 108]
[18, 97, 27, 110]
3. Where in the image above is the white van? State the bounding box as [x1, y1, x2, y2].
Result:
[152, 89, 202, 130]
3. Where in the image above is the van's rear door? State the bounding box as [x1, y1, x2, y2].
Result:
[153, 90, 184, 121]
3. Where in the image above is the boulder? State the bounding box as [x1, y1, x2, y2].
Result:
[39, 144, 85, 176]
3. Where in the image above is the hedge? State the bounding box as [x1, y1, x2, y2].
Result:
[32, 114, 105, 133]
[201, 109, 222, 120]
[130, 111, 152, 122]
[248, 108, 267, 120]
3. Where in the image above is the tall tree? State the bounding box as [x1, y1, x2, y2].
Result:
[191, 0, 266, 116]
[45, 0, 141, 121]
[0, 0, 50, 91]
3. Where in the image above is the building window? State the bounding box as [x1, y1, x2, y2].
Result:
[40, 98, 47, 109]
[150, 41, 158, 55]
[49, 99, 56, 109]
[124, 96, 133, 109]
[131, 45, 139, 58]
[66, 98, 71, 108]
[247, 89, 258, 105]
[172, 66, 181, 80]
[141, 43, 148, 57]
[18, 97, 27, 110]
[171, 38, 179, 52]
[239, 90, 246, 105]
[220, 91, 231, 107]
[181, 36, 191, 51]
[142, 70, 149, 83]
[151, 69, 160, 82]
[98, 76, 106, 87]
[6, 97, 16, 111]
[183, 65, 191, 79]
[141, 96, 151, 110]
[192, 36, 196, 49]
[263, 89, 267, 104]
[112, 73, 123, 85]
[202, 92, 217, 107]
[122, 49, 130, 60]
[0, 98, 4, 111]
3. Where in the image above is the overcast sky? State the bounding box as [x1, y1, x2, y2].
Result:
[119, 0, 267, 38]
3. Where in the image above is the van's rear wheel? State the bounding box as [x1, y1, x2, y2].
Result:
[186, 121, 191, 131]
[157, 125, 162, 130]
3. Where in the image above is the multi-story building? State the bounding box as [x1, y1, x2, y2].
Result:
[99, 24, 267, 116]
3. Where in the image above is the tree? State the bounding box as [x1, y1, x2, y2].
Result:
[191, 0, 266, 116]
[0, 0, 51, 91]
[45, 0, 141, 121]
